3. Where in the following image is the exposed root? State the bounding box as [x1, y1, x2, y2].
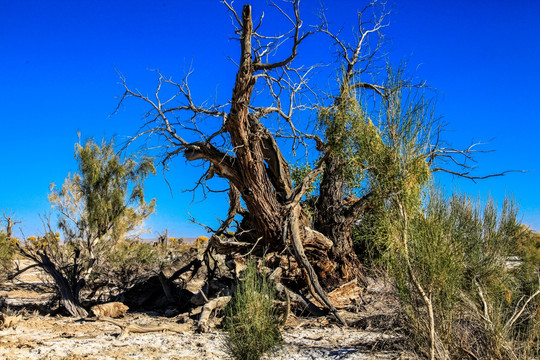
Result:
[286, 205, 347, 326]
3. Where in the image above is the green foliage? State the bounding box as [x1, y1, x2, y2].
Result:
[318, 95, 375, 195]
[0, 232, 16, 280]
[515, 226, 540, 291]
[222, 259, 282, 360]
[388, 189, 539, 359]
[22, 136, 158, 308]
[320, 65, 433, 201]
[343, 67, 435, 264]
[49, 137, 156, 245]
[352, 200, 391, 264]
[390, 190, 467, 334]
[332, 67, 538, 358]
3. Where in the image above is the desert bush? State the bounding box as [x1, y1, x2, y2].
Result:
[168, 237, 185, 248]
[222, 258, 282, 360]
[15, 137, 155, 317]
[193, 236, 209, 252]
[99, 240, 161, 291]
[515, 226, 540, 293]
[387, 189, 540, 359]
[0, 232, 16, 282]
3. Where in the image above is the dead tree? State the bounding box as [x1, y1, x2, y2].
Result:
[118, 1, 517, 321]
[118, 1, 353, 320]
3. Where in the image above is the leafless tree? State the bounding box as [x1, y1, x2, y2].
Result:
[118, 1, 519, 323]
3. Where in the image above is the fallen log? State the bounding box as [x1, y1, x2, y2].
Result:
[95, 317, 191, 340]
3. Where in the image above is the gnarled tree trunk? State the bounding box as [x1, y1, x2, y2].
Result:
[315, 154, 367, 288]
[38, 252, 88, 317]
[123, 2, 372, 303]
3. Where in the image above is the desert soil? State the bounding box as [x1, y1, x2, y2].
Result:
[0, 261, 414, 360]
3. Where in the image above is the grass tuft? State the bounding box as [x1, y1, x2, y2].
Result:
[222, 258, 282, 360]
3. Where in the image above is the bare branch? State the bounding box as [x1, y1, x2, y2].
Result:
[254, 0, 315, 71]
[286, 156, 326, 207]
[504, 286, 540, 334]
[222, 0, 242, 28]
[320, 0, 390, 95]
[349, 81, 385, 97]
[8, 263, 40, 280]
[215, 185, 244, 236]
[431, 168, 526, 183]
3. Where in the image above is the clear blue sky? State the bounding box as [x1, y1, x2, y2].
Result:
[1, 0, 539, 238]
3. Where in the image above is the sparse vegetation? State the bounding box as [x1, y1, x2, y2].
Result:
[99, 240, 160, 291]
[222, 259, 283, 360]
[14, 137, 155, 316]
[384, 189, 540, 359]
[0, 231, 16, 283]
[0, 2, 537, 360]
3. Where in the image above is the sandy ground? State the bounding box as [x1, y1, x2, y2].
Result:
[0, 261, 414, 360]
[0, 314, 406, 360]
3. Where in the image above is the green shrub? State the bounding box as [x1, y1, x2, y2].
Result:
[387, 189, 540, 359]
[0, 232, 16, 281]
[222, 258, 282, 360]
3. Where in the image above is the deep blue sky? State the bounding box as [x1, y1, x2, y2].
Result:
[1, 0, 539, 238]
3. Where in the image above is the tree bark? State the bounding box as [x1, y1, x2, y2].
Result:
[219, 7, 356, 311]
[224, 5, 284, 248]
[315, 154, 366, 287]
[38, 252, 88, 317]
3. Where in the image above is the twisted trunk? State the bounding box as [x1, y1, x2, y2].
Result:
[38, 252, 88, 317]
[225, 5, 284, 247]
[197, 6, 360, 307]
[315, 154, 366, 287]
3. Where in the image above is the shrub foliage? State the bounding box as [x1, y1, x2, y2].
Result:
[222, 259, 282, 360]
[383, 189, 539, 359]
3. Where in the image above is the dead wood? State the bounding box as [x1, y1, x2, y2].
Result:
[268, 266, 282, 281]
[286, 205, 347, 325]
[327, 278, 364, 309]
[95, 316, 191, 340]
[167, 258, 202, 283]
[117, 2, 371, 327]
[158, 271, 175, 303]
[275, 282, 326, 317]
[225, 254, 247, 278]
[209, 235, 254, 255]
[197, 296, 231, 333]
